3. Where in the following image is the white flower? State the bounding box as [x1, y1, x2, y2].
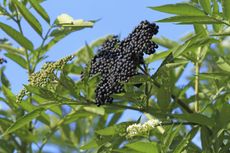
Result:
[222, 37, 230, 48]
[126, 119, 162, 138]
[145, 119, 162, 128]
[56, 13, 74, 24]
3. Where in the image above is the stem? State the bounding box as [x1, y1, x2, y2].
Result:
[143, 64, 150, 108]
[14, 6, 34, 151]
[195, 48, 201, 112]
[139, 65, 194, 113]
[161, 121, 198, 126]
[171, 95, 193, 113]
[14, 7, 32, 75]
[33, 25, 54, 72]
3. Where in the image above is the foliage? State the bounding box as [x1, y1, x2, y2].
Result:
[0, 0, 230, 152]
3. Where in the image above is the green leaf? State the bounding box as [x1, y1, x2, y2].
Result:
[0, 22, 33, 50]
[216, 57, 230, 72]
[145, 50, 172, 64]
[193, 24, 208, 36]
[126, 142, 159, 153]
[173, 127, 199, 153]
[13, 0, 43, 36]
[24, 85, 59, 100]
[152, 36, 179, 49]
[222, 0, 230, 21]
[107, 112, 123, 126]
[199, 72, 229, 80]
[2, 85, 17, 108]
[5, 53, 27, 69]
[212, 0, 219, 15]
[75, 43, 94, 64]
[28, 0, 50, 23]
[199, 0, 211, 14]
[83, 106, 105, 115]
[96, 126, 116, 136]
[19, 104, 50, 126]
[217, 104, 230, 127]
[157, 16, 221, 24]
[211, 32, 230, 36]
[173, 41, 191, 58]
[173, 113, 215, 127]
[80, 139, 98, 150]
[127, 75, 151, 84]
[201, 126, 212, 152]
[2, 108, 44, 136]
[165, 59, 188, 68]
[0, 44, 24, 55]
[113, 148, 140, 153]
[149, 3, 205, 16]
[0, 67, 10, 88]
[162, 125, 182, 152]
[36, 34, 65, 56]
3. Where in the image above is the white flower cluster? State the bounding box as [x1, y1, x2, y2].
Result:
[56, 13, 74, 24]
[56, 13, 93, 27]
[126, 119, 162, 138]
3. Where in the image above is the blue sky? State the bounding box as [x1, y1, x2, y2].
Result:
[1, 0, 200, 151]
[1, 0, 192, 93]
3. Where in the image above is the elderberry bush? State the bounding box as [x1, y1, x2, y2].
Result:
[89, 20, 159, 106]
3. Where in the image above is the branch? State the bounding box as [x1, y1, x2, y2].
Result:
[139, 64, 194, 113]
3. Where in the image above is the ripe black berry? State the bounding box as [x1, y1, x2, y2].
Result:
[89, 20, 159, 106]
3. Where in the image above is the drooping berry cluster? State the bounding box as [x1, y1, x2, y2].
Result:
[89, 20, 159, 106]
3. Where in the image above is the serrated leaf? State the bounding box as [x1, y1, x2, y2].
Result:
[201, 126, 212, 152]
[107, 112, 123, 126]
[173, 127, 199, 153]
[216, 57, 230, 72]
[75, 43, 94, 64]
[157, 16, 221, 24]
[199, 72, 229, 80]
[96, 126, 116, 135]
[83, 106, 105, 115]
[0, 22, 33, 50]
[222, 0, 230, 21]
[145, 50, 172, 64]
[80, 139, 98, 150]
[5, 53, 27, 69]
[149, 3, 205, 16]
[173, 41, 191, 58]
[0, 44, 24, 55]
[126, 142, 158, 153]
[13, 0, 43, 36]
[28, 0, 50, 24]
[2, 108, 44, 136]
[2, 85, 17, 108]
[211, 32, 230, 36]
[0, 67, 10, 88]
[173, 113, 215, 127]
[152, 36, 179, 49]
[24, 85, 58, 100]
[217, 104, 230, 127]
[193, 24, 208, 36]
[165, 59, 188, 68]
[127, 75, 151, 84]
[199, 0, 211, 14]
[113, 148, 140, 153]
[36, 34, 66, 56]
[162, 125, 182, 152]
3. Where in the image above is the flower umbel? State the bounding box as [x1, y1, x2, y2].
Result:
[126, 119, 162, 138]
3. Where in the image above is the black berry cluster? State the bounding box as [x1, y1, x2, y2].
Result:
[89, 20, 159, 106]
